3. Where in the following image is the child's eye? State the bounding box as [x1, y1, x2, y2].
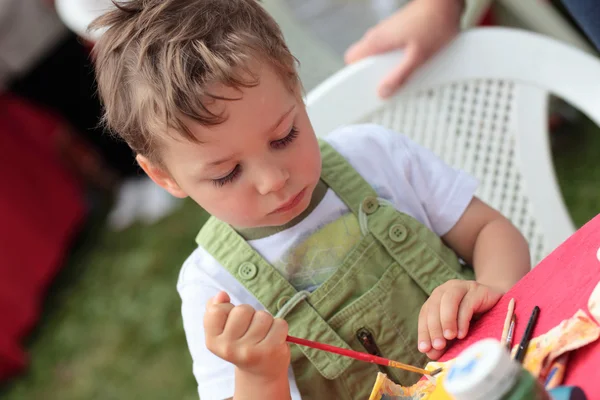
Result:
[212, 164, 242, 187]
[271, 126, 299, 150]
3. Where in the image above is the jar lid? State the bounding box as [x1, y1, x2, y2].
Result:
[548, 386, 587, 400]
[444, 339, 520, 400]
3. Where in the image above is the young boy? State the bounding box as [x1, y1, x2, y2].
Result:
[91, 1, 531, 399]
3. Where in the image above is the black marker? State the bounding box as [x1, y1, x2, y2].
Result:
[514, 306, 540, 363]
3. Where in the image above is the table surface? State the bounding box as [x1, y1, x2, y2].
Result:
[440, 214, 600, 397]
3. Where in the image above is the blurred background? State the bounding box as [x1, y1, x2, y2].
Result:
[0, 0, 599, 399]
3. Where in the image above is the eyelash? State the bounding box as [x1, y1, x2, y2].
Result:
[270, 126, 299, 150]
[212, 164, 242, 187]
[212, 126, 299, 187]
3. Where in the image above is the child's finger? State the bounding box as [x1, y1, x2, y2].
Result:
[474, 287, 503, 315]
[244, 310, 274, 344]
[222, 304, 256, 340]
[439, 289, 463, 340]
[456, 288, 480, 339]
[426, 295, 446, 350]
[417, 303, 432, 353]
[261, 317, 289, 346]
[457, 286, 502, 339]
[426, 347, 447, 361]
[207, 291, 231, 308]
[214, 291, 231, 304]
[204, 302, 235, 337]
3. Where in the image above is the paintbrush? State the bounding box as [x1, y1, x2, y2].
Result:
[286, 335, 442, 376]
[500, 298, 516, 347]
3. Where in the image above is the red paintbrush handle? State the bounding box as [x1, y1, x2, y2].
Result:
[286, 335, 432, 375]
[287, 335, 385, 365]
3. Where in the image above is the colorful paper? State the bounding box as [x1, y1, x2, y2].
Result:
[587, 281, 600, 324]
[515, 309, 599, 386]
[369, 306, 600, 399]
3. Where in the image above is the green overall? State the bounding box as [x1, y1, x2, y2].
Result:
[196, 141, 475, 399]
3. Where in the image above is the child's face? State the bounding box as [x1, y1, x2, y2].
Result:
[140, 65, 322, 229]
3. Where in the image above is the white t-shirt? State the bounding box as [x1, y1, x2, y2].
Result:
[177, 124, 478, 400]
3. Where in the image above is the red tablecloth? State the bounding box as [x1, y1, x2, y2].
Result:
[440, 214, 600, 397]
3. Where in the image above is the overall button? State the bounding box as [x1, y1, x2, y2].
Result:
[238, 262, 258, 280]
[362, 196, 379, 214]
[277, 296, 291, 311]
[389, 224, 408, 243]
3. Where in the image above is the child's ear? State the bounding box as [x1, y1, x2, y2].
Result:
[136, 155, 187, 198]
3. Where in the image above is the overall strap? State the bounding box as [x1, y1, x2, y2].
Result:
[196, 218, 354, 379]
[319, 140, 378, 216]
[319, 140, 469, 294]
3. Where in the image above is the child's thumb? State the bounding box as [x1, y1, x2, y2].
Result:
[211, 291, 231, 305]
[477, 289, 503, 314]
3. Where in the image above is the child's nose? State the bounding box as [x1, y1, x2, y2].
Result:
[255, 164, 289, 195]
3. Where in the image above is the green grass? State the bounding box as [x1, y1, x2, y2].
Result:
[1, 113, 599, 400]
[0, 200, 209, 400]
[552, 114, 600, 226]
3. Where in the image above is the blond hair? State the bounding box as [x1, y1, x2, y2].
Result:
[91, 0, 299, 163]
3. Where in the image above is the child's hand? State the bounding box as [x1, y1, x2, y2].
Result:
[344, 0, 463, 98]
[204, 291, 291, 381]
[417, 280, 502, 360]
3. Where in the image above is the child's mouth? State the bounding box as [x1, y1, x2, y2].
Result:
[271, 188, 306, 214]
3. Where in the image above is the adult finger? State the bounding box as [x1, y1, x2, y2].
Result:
[344, 27, 401, 65]
[378, 43, 423, 98]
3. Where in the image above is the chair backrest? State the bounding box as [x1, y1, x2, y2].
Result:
[307, 27, 600, 266]
[55, 0, 113, 40]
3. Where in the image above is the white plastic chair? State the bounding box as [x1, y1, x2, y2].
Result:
[307, 27, 600, 266]
[54, 0, 113, 41]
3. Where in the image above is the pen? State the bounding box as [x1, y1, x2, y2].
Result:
[514, 306, 540, 363]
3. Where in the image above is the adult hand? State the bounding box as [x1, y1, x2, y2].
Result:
[345, 0, 464, 98]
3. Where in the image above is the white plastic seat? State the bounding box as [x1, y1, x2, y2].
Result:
[307, 27, 600, 266]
